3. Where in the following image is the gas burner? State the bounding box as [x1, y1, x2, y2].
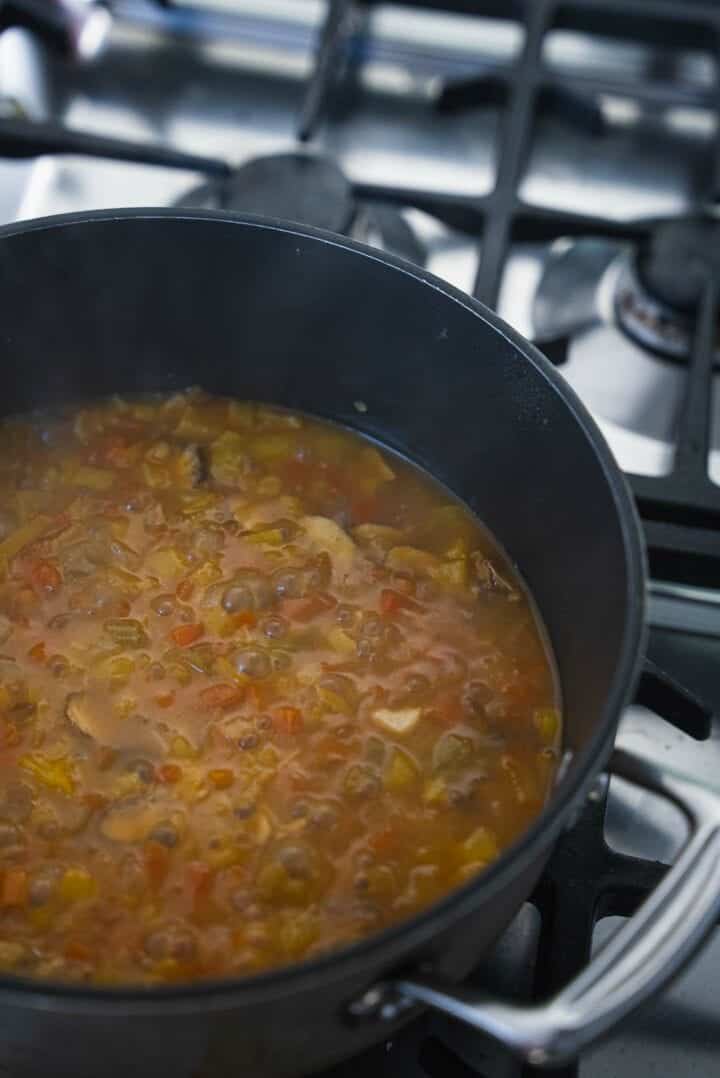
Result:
[613, 253, 714, 364]
[526, 222, 720, 483]
[616, 218, 720, 364]
[532, 219, 720, 367]
[176, 152, 354, 234]
[176, 151, 429, 268]
[639, 218, 720, 315]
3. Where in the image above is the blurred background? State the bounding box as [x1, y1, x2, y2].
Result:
[2, 4, 720, 1077]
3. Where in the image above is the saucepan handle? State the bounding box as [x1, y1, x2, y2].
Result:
[349, 747, 720, 1066]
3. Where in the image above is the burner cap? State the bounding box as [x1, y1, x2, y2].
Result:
[614, 250, 719, 367]
[176, 152, 354, 233]
[638, 217, 720, 313]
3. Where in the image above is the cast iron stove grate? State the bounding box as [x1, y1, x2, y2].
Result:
[0, 3, 719, 1074]
[314, 647, 716, 1078]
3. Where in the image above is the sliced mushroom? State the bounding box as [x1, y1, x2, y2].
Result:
[144, 922, 197, 961]
[0, 782, 33, 825]
[301, 516, 356, 582]
[470, 553, 517, 598]
[176, 443, 206, 488]
[100, 799, 168, 843]
[66, 692, 167, 755]
[432, 732, 475, 772]
[149, 821, 180, 848]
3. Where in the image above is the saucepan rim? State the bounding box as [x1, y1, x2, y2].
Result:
[0, 208, 647, 1013]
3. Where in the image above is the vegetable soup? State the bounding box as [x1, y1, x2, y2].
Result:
[0, 389, 559, 984]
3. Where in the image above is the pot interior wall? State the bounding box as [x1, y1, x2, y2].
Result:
[0, 214, 639, 770]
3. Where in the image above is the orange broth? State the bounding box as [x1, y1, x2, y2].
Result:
[0, 389, 560, 983]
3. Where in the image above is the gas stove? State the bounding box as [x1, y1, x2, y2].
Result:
[0, 2, 719, 1076]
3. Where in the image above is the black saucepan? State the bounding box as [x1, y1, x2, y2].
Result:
[0, 209, 718, 1078]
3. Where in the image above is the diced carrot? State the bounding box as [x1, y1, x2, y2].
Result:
[1, 868, 28, 907]
[96, 746, 116, 771]
[208, 768, 234, 790]
[186, 861, 213, 912]
[369, 826, 400, 856]
[379, 589, 421, 616]
[321, 660, 360, 676]
[176, 579, 194, 602]
[280, 593, 336, 622]
[82, 792, 108, 813]
[51, 512, 72, 534]
[429, 691, 464, 726]
[281, 456, 311, 486]
[155, 691, 176, 709]
[280, 597, 310, 621]
[392, 576, 416, 597]
[144, 841, 170, 890]
[315, 735, 352, 758]
[170, 623, 203, 647]
[288, 768, 313, 792]
[274, 706, 304, 735]
[246, 685, 263, 712]
[199, 684, 244, 712]
[157, 763, 182, 784]
[187, 861, 212, 891]
[29, 560, 62, 595]
[315, 462, 347, 493]
[351, 495, 379, 521]
[104, 445, 127, 468]
[100, 434, 122, 454]
[64, 940, 93, 962]
[233, 610, 257, 628]
[379, 589, 401, 615]
[0, 721, 21, 750]
[103, 437, 136, 469]
[501, 677, 538, 710]
[27, 641, 46, 664]
[231, 927, 247, 949]
[206, 725, 232, 753]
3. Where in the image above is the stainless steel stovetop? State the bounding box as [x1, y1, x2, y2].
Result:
[0, 4, 719, 1076]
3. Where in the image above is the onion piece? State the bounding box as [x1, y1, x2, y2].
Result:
[372, 707, 421, 735]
